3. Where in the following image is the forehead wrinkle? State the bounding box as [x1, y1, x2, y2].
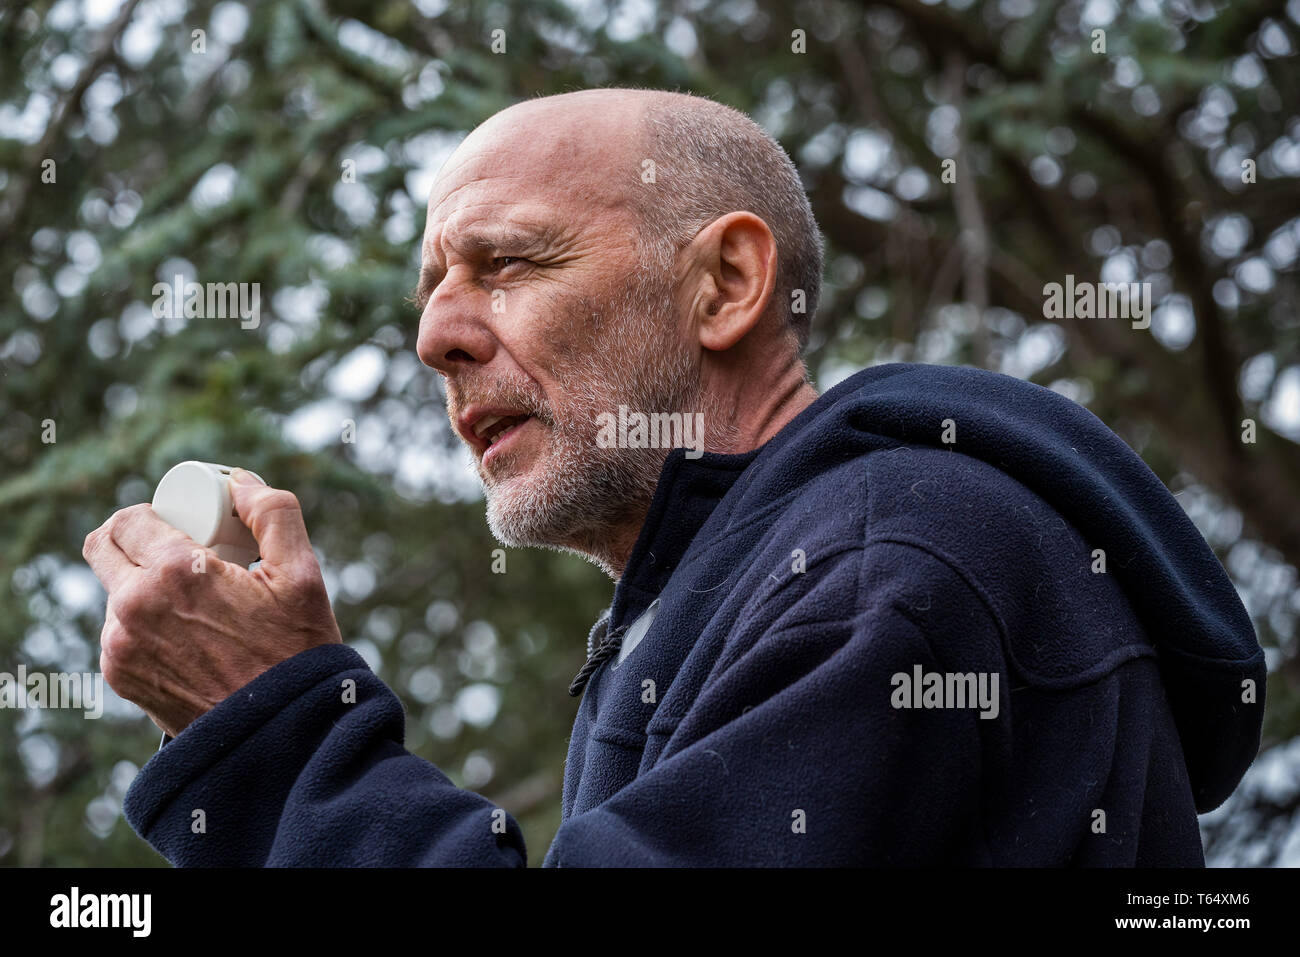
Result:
[416, 210, 587, 307]
[444, 220, 553, 254]
[423, 211, 565, 272]
[430, 140, 631, 221]
[417, 124, 645, 300]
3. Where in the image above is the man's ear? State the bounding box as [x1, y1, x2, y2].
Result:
[684, 212, 778, 352]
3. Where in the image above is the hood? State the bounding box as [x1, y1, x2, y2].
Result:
[717, 361, 1265, 813]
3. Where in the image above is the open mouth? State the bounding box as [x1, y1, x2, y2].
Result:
[465, 411, 537, 466]
[474, 412, 531, 448]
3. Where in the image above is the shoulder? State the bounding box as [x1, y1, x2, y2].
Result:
[727, 444, 1050, 627]
[769, 442, 1061, 566]
[757, 444, 1146, 685]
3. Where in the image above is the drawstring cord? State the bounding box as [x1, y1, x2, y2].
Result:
[569, 618, 629, 697]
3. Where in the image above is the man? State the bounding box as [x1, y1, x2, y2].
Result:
[87, 88, 1264, 866]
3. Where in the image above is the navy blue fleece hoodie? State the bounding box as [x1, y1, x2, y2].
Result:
[123, 362, 1265, 866]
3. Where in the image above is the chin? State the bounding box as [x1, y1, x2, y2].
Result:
[480, 435, 665, 558]
[484, 493, 567, 550]
[482, 463, 569, 549]
[481, 465, 615, 551]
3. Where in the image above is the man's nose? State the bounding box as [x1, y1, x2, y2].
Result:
[416, 270, 496, 374]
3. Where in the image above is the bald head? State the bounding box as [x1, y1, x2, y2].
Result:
[430, 88, 823, 348]
[436, 89, 649, 214]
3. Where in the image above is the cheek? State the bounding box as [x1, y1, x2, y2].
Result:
[506, 289, 595, 380]
[533, 289, 590, 351]
[501, 285, 627, 426]
[554, 290, 625, 360]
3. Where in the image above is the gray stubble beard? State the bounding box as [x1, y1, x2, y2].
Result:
[481, 260, 728, 573]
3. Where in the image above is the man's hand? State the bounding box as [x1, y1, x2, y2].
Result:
[83, 469, 343, 738]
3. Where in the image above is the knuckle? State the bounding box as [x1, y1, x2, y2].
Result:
[100, 619, 121, 655]
[100, 616, 132, 665]
[106, 504, 146, 536]
[296, 571, 330, 606]
[113, 585, 151, 631]
[261, 489, 301, 514]
[100, 644, 125, 690]
[156, 552, 195, 588]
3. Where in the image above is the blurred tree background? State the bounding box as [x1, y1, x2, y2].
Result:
[1, 0, 1298, 866]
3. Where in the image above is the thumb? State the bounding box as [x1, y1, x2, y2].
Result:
[229, 469, 314, 569]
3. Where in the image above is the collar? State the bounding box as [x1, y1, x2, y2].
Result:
[604, 375, 858, 631]
[608, 446, 761, 631]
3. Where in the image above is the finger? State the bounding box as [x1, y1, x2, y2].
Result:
[109, 502, 194, 566]
[228, 470, 314, 569]
[100, 604, 122, 657]
[84, 520, 141, 593]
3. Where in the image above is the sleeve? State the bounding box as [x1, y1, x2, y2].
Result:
[124, 542, 997, 867]
[122, 643, 527, 867]
[544, 540, 1000, 865]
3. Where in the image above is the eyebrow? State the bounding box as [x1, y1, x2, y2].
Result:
[411, 224, 549, 310]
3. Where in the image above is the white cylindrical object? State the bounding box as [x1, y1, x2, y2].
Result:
[151, 461, 264, 566]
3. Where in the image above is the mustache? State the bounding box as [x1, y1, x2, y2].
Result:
[445, 375, 551, 423]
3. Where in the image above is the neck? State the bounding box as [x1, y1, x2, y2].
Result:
[576, 356, 819, 581]
[710, 356, 819, 454]
[570, 519, 649, 581]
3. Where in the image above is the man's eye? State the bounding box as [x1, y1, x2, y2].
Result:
[493, 256, 526, 269]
